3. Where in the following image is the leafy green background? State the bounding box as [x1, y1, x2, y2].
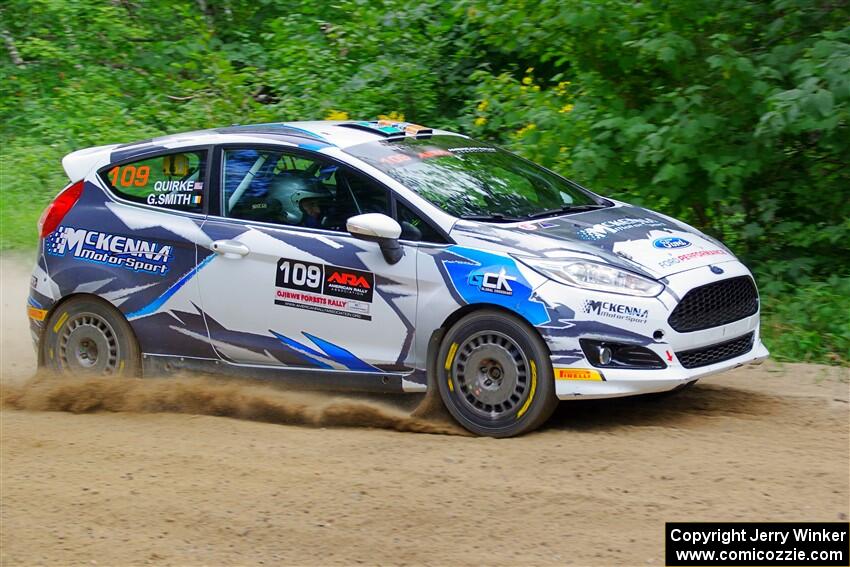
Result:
[1, 0, 847, 364]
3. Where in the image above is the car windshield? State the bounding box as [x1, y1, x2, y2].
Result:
[344, 135, 602, 219]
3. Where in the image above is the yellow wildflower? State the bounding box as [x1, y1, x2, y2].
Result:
[476, 99, 489, 112]
[559, 103, 575, 114]
[378, 111, 405, 121]
[325, 109, 349, 120]
[517, 123, 537, 136]
[474, 116, 487, 127]
[522, 76, 533, 86]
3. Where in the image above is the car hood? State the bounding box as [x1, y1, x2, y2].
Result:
[449, 203, 737, 280]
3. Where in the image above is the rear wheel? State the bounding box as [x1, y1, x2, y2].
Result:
[436, 310, 558, 437]
[42, 296, 140, 377]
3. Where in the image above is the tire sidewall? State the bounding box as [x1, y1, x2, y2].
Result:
[42, 296, 141, 377]
[436, 310, 557, 437]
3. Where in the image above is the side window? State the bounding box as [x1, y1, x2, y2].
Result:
[397, 201, 445, 243]
[222, 148, 388, 233]
[101, 151, 206, 213]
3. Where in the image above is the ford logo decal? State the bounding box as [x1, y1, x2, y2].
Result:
[653, 237, 691, 249]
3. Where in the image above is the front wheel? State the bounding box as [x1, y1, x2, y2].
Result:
[42, 296, 141, 377]
[436, 310, 558, 437]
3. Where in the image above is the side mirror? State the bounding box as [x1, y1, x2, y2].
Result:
[347, 213, 404, 264]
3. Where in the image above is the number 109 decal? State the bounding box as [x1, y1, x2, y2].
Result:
[275, 258, 374, 320]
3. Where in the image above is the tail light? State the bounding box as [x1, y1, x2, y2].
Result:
[38, 180, 84, 237]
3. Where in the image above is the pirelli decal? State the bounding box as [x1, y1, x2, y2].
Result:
[274, 258, 374, 320]
[554, 368, 605, 381]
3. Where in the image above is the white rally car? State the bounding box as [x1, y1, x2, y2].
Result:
[29, 120, 769, 436]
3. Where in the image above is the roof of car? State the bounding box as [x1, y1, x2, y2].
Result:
[113, 120, 461, 153]
[62, 120, 464, 182]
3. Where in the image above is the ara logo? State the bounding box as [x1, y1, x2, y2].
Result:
[470, 268, 516, 295]
[653, 237, 691, 250]
[327, 271, 371, 289]
[46, 226, 172, 275]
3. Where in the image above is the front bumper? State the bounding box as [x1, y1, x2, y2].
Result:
[534, 260, 770, 400]
[553, 337, 769, 399]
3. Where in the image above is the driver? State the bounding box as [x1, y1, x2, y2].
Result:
[267, 175, 333, 228]
[299, 197, 324, 228]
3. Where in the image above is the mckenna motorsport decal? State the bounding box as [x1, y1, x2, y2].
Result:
[46, 226, 172, 275]
[583, 299, 649, 324]
[653, 236, 691, 249]
[275, 258, 374, 320]
[469, 268, 516, 296]
[658, 248, 728, 269]
[146, 181, 203, 207]
[577, 217, 667, 241]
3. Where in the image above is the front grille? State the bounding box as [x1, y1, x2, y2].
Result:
[676, 332, 755, 369]
[668, 276, 758, 332]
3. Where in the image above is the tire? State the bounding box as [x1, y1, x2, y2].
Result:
[436, 310, 558, 437]
[42, 296, 141, 377]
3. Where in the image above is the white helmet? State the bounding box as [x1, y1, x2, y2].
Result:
[267, 174, 333, 224]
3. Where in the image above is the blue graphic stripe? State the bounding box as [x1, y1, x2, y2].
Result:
[302, 332, 381, 372]
[269, 331, 381, 372]
[270, 331, 333, 370]
[126, 253, 215, 320]
[28, 296, 44, 309]
[297, 142, 327, 152]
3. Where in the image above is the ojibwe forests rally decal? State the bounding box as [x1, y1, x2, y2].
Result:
[274, 257, 374, 320]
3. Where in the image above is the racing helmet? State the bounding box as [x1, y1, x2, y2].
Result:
[267, 174, 333, 224]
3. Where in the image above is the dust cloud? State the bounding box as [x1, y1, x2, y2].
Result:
[0, 254, 463, 435]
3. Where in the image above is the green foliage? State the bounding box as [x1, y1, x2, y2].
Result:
[759, 273, 850, 365]
[0, 0, 847, 364]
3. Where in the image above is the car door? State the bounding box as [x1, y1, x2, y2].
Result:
[195, 145, 419, 374]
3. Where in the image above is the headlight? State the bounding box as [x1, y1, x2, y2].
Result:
[515, 257, 664, 297]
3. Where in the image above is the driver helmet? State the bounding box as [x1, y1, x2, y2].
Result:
[267, 175, 333, 224]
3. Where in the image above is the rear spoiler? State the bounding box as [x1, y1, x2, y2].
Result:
[61, 144, 120, 182]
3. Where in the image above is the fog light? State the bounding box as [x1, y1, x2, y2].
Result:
[580, 339, 667, 369]
[597, 346, 613, 365]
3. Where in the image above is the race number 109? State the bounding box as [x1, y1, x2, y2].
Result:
[276, 259, 323, 293]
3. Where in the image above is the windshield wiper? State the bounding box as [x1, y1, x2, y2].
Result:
[459, 213, 525, 223]
[525, 203, 608, 220]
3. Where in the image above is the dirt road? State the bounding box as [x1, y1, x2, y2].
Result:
[1, 254, 848, 566]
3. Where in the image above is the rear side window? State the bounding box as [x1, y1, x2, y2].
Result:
[100, 150, 207, 213]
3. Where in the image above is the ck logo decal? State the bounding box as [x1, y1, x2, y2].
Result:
[469, 268, 516, 296]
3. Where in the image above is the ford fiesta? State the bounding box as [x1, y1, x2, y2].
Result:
[28, 120, 769, 436]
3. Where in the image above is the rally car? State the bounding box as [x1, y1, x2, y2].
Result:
[28, 120, 769, 436]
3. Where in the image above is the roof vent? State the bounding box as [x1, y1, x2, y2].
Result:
[339, 120, 433, 139]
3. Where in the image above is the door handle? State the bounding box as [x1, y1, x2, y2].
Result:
[211, 239, 250, 257]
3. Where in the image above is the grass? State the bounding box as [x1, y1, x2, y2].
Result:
[1, 143, 68, 250]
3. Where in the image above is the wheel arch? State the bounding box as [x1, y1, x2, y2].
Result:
[38, 292, 141, 368]
[425, 302, 552, 380]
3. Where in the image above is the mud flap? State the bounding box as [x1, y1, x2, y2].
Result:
[410, 329, 454, 422]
